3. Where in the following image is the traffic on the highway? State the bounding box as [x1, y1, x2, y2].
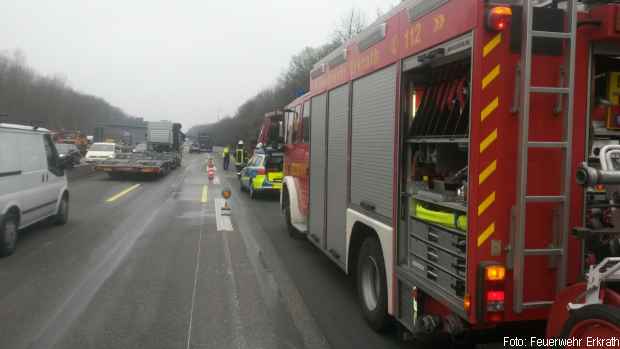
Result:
[2, 1, 620, 349]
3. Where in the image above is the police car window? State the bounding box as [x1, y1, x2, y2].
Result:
[266, 155, 283, 171]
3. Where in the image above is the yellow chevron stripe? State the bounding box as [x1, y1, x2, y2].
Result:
[483, 33, 502, 57]
[479, 160, 497, 185]
[477, 222, 495, 247]
[479, 129, 498, 154]
[478, 191, 496, 216]
[481, 97, 499, 122]
[482, 65, 500, 90]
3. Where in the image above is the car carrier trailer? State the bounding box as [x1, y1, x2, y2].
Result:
[96, 121, 184, 178]
[279, 0, 620, 345]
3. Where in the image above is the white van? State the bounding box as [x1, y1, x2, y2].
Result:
[0, 123, 70, 257]
[85, 142, 117, 163]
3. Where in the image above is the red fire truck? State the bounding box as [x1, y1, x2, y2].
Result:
[279, 0, 620, 344]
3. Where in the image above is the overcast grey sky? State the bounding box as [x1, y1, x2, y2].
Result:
[2, 0, 398, 130]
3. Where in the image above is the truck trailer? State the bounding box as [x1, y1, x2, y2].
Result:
[95, 121, 184, 178]
[279, 0, 620, 345]
[198, 132, 214, 153]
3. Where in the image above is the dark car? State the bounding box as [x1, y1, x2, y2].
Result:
[55, 143, 82, 167]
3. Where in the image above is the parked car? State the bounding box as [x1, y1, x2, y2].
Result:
[239, 149, 283, 199]
[55, 143, 82, 167]
[85, 142, 118, 163]
[189, 143, 200, 153]
[0, 123, 70, 257]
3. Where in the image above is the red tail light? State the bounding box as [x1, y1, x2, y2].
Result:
[257, 168, 266, 175]
[616, 7, 620, 32]
[486, 6, 512, 32]
[486, 290, 505, 302]
[478, 263, 506, 323]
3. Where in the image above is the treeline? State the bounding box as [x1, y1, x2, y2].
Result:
[187, 9, 369, 146]
[0, 50, 140, 134]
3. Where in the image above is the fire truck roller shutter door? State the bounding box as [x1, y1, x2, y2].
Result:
[350, 64, 396, 222]
[309, 93, 328, 248]
[326, 83, 350, 266]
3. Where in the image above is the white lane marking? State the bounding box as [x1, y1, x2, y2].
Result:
[213, 176, 220, 185]
[223, 180, 330, 349]
[222, 225, 248, 349]
[185, 200, 206, 349]
[215, 198, 233, 232]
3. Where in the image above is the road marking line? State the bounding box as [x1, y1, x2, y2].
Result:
[105, 184, 141, 203]
[201, 185, 208, 203]
[222, 223, 248, 349]
[215, 198, 233, 231]
[213, 176, 220, 185]
[185, 199, 205, 349]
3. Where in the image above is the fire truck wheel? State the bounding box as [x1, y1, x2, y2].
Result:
[357, 236, 389, 332]
[558, 304, 620, 348]
[283, 190, 303, 239]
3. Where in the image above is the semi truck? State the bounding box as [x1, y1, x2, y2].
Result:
[198, 132, 214, 153]
[95, 121, 184, 178]
[279, 0, 620, 345]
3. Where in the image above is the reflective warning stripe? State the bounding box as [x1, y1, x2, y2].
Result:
[478, 191, 496, 216]
[478, 160, 497, 185]
[481, 97, 499, 122]
[479, 129, 498, 154]
[477, 222, 495, 247]
[483, 33, 502, 57]
[482, 65, 500, 90]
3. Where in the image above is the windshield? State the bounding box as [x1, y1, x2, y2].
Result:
[89, 144, 114, 152]
[265, 155, 283, 171]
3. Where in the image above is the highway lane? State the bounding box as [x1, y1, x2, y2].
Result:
[0, 153, 409, 349]
[218, 161, 409, 349]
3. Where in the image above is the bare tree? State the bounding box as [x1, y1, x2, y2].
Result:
[0, 50, 140, 133]
[332, 8, 368, 45]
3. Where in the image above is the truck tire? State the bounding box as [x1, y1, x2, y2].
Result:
[357, 236, 390, 332]
[0, 213, 18, 257]
[557, 304, 620, 348]
[53, 194, 69, 225]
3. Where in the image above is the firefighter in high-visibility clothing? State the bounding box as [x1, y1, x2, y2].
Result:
[222, 146, 230, 170]
[234, 140, 248, 174]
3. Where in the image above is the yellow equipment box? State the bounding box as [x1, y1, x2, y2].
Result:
[607, 72, 620, 129]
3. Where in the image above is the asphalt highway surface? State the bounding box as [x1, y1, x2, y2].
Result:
[0, 153, 409, 349]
